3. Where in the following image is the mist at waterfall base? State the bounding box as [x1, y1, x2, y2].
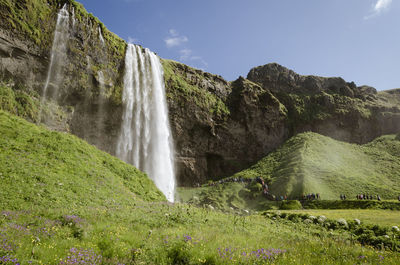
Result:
[116, 44, 176, 202]
[41, 6, 176, 202]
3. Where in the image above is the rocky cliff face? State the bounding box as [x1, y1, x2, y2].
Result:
[164, 61, 400, 185]
[1, 0, 400, 186]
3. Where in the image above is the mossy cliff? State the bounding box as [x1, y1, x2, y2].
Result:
[0, 0, 126, 154]
[1, 0, 400, 186]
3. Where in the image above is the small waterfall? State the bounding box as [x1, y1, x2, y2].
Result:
[41, 4, 69, 103]
[71, 7, 76, 28]
[98, 27, 105, 46]
[98, 71, 105, 93]
[117, 44, 176, 202]
[96, 71, 106, 140]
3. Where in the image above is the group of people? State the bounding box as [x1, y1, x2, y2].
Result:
[301, 193, 320, 200]
[255, 176, 269, 196]
[356, 194, 381, 201]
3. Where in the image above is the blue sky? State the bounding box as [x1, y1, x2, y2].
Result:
[77, 0, 399, 91]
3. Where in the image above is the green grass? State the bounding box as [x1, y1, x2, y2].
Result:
[0, 110, 164, 210]
[2, 203, 400, 264]
[279, 209, 400, 227]
[1, 111, 400, 263]
[232, 132, 400, 200]
[0, 83, 40, 123]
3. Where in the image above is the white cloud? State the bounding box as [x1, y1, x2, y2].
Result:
[179, 48, 192, 60]
[165, 36, 188, 48]
[365, 0, 392, 19]
[169, 29, 179, 37]
[165, 29, 208, 68]
[190, 56, 209, 67]
[128, 36, 138, 44]
[164, 29, 188, 48]
[179, 49, 208, 67]
[374, 0, 392, 12]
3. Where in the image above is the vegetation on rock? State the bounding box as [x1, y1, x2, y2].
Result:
[162, 59, 230, 119]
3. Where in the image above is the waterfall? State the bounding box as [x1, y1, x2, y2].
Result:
[41, 4, 69, 103]
[98, 27, 105, 46]
[71, 7, 76, 28]
[96, 71, 106, 141]
[117, 44, 176, 202]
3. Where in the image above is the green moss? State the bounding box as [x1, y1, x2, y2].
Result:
[277, 91, 372, 130]
[162, 59, 230, 119]
[0, 0, 55, 46]
[0, 83, 41, 122]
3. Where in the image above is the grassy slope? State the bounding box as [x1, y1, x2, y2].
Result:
[178, 132, 400, 212]
[0, 110, 164, 210]
[233, 132, 400, 199]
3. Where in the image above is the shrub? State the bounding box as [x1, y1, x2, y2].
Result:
[166, 241, 191, 265]
[279, 200, 302, 210]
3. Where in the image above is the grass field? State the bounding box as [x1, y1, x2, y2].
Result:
[2, 203, 400, 264]
[2, 111, 400, 264]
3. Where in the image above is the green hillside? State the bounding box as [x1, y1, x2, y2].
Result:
[0, 110, 164, 210]
[178, 132, 400, 211]
[233, 132, 400, 199]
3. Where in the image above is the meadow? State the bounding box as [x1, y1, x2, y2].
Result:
[1, 203, 400, 264]
[1, 108, 400, 264]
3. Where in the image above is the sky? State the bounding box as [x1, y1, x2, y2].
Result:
[77, 0, 399, 91]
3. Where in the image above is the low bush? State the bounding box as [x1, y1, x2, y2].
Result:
[264, 211, 400, 251]
[279, 200, 302, 210]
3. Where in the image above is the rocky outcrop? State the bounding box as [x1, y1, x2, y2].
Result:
[247, 63, 400, 144]
[1, 0, 399, 186]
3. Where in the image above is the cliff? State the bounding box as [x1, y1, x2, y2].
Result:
[1, 0, 400, 186]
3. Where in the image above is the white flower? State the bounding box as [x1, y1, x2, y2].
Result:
[392, 226, 399, 232]
[354, 219, 361, 225]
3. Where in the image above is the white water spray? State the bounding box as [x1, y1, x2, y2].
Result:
[41, 4, 69, 102]
[71, 7, 76, 28]
[98, 27, 105, 46]
[117, 44, 176, 202]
